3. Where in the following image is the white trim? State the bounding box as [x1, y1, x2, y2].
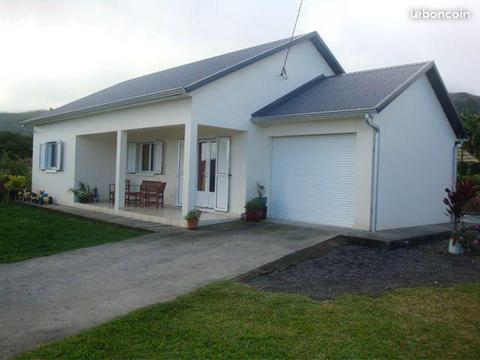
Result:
[134, 141, 164, 174]
[126, 143, 137, 173]
[40, 141, 62, 172]
[251, 108, 378, 125]
[176, 139, 184, 206]
[23, 89, 187, 126]
[214, 137, 230, 212]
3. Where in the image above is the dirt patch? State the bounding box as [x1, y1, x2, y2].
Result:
[244, 239, 480, 300]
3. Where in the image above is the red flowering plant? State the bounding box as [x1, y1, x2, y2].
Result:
[444, 180, 479, 245]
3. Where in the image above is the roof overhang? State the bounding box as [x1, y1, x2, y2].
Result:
[22, 88, 187, 126]
[252, 108, 377, 125]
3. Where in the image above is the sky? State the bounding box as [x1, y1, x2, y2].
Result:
[0, 0, 479, 112]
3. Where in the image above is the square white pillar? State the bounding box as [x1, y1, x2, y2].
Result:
[181, 120, 198, 216]
[114, 130, 127, 211]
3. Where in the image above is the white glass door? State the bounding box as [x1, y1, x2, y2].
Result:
[196, 140, 217, 208]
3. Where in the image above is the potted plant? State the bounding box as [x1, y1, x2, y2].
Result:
[184, 209, 202, 230]
[245, 197, 264, 222]
[451, 226, 477, 254]
[255, 182, 268, 219]
[69, 182, 95, 203]
[444, 180, 478, 254]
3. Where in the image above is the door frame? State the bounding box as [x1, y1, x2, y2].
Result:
[176, 136, 230, 211]
[196, 139, 217, 209]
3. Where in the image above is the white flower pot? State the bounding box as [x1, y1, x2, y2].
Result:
[448, 238, 464, 255]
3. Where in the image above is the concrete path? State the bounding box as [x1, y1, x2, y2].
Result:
[0, 221, 335, 359]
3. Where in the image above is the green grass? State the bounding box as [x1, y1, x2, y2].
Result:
[0, 202, 148, 263]
[18, 281, 480, 359]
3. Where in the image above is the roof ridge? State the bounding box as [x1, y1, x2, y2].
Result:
[184, 33, 315, 91]
[330, 61, 431, 78]
[113, 33, 310, 87]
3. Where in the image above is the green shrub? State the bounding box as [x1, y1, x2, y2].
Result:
[0, 151, 30, 177]
[184, 209, 202, 221]
[4, 175, 28, 191]
[245, 197, 263, 212]
[69, 182, 94, 203]
[463, 174, 480, 187]
[0, 131, 32, 159]
[0, 173, 9, 183]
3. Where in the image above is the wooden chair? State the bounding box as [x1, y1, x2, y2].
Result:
[140, 181, 166, 209]
[108, 180, 131, 205]
[125, 182, 142, 207]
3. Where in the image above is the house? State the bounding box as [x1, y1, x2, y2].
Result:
[24, 31, 466, 230]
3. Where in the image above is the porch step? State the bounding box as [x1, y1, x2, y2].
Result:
[71, 202, 240, 228]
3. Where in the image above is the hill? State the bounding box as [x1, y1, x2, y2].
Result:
[0, 110, 46, 135]
[450, 92, 480, 114]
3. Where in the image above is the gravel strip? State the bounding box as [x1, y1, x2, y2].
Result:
[244, 239, 480, 300]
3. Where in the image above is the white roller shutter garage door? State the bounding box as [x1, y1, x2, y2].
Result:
[270, 134, 356, 227]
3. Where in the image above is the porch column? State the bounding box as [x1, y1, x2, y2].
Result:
[114, 130, 127, 211]
[181, 120, 198, 216]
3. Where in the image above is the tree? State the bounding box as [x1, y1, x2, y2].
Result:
[0, 131, 32, 159]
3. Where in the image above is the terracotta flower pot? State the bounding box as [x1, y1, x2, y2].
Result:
[187, 218, 199, 230]
[246, 211, 260, 222]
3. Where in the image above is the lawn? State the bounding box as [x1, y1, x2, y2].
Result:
[0, 202, 148, 263]
[18, 281, 480, 359]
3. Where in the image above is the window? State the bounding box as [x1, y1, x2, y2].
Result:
[141, 143, 154, 172]
[40, 141, 62, 172]
[127, 142, 163, 174]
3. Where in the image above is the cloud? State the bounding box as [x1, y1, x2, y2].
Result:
[0, 0, 478, 111]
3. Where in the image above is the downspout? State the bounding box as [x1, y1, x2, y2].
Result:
[365, 113, 380, 232]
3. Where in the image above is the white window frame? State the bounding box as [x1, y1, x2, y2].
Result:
[130, 141, 163, 175]
[40, 141, 62, 173]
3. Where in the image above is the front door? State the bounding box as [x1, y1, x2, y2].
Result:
[176, 137, 230, 211]
[196, 140, 217, 208]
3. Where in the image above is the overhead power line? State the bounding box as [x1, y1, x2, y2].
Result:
[280, 0, 304, 80]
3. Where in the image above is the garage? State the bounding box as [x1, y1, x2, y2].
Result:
[270, 134, 357, 227]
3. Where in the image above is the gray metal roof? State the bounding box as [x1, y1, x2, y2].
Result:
[252, 62, 429, 117]
[24, 31, 343, 125]
[252, 61, 466, 138]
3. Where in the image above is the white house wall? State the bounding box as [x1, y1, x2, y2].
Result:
[32, 98, 191, 206]
[261, 118, 374, 230]
[375, 75, 457, 230]
[191, 40, 336, 203]
[75, 133, 116, 202]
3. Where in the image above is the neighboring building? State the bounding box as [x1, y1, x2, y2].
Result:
[23, 31, 466, 230]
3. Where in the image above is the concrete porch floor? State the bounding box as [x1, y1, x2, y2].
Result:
[73, 201, 240, 227]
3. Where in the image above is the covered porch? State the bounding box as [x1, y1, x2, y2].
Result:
[72, 202, 239, 227]
[73, 122, 245, 227]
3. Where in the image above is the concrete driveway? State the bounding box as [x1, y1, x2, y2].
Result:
[0, 221, 335, 359]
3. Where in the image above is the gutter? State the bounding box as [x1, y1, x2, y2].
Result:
[252, 108, 378, 125]
[365, 113, 380, 232]
[22, 87, 186, 126]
